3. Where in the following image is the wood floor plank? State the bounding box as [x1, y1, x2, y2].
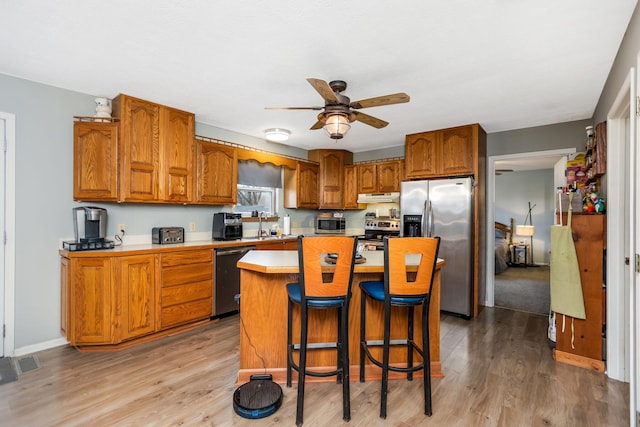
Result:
[0, 308, 629, 426]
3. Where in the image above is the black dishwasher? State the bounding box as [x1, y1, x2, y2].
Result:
[214, 246, 256, 317]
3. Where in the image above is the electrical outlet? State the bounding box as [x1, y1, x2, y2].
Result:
[190, 222, 196, 232]
[118, 224, 125, 233]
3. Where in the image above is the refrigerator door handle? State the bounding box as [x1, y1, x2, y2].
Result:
[422, 200, 428, 237]
[428, 200, 434, 237]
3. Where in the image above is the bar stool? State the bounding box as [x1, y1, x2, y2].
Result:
[286, 235, 358, 426]
[359, 236, 440, 419]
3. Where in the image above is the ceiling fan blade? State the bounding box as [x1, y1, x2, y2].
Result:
[307, 78, 339, 103]
[310, 120, 324, 130]
[265, 106, 324, 110]
[350, 93, 410, 109]
[353, 111, 388, 129]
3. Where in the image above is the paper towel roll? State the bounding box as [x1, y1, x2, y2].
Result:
[283, 214, 291, 235]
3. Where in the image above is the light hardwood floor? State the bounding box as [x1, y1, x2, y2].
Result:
[0, 307, 629, 426]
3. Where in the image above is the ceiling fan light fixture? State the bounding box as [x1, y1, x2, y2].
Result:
[264, 128, 291, 142]
[323, 114, 351, 139]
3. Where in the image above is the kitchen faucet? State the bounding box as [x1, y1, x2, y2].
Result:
[258, 211, 266, 237]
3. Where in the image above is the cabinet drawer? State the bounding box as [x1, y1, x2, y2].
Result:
[162, 263, 213, 287]
[161, 280, 212, 307]
[160, 298, 213, 329]
[161, 249, 212, 267]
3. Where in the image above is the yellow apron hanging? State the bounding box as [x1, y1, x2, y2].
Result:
[550, 193, 586, 347]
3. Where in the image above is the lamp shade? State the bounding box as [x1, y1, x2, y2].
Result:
[264, 128, 290, 142]
[515, 225, 535, 237]
[323, 114, 351, 139]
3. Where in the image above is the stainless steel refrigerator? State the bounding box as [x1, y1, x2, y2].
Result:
[400, 177, 474, 318]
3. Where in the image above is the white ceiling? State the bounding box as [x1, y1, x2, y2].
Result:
[0, 1, 636, 153]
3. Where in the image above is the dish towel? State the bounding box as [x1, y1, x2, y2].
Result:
[550, 193, 586, 348]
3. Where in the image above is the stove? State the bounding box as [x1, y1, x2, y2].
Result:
[362, 217, 400, 250]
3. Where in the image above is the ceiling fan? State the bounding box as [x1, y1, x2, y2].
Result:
[265, 78, 410, 139]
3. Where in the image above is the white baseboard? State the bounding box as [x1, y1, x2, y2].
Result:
[12, 337, 68, 357]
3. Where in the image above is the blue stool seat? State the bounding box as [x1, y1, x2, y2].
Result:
[360, 281, 426, 305]
[286, 283, 346, 308]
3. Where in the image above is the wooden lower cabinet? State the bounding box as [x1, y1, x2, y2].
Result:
[63, 257, 115, 345]
[158, 249, 213, 329]
[554, 213, 606, 371]
[115, 255, 156, 341]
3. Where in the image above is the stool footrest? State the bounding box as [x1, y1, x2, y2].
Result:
[364, 339, 410, 346]
[292, 342, 339, 350]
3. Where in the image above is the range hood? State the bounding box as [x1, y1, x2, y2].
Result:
[357, 192, 400, 204]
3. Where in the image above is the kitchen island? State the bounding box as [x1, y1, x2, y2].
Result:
[237, 250, 445, 384]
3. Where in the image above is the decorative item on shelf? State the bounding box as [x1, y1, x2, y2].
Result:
[583, 183, 605, 213]
[94, 97, 112, 122]
[264, 128, 291, 142]
[516, 201, 536, 266]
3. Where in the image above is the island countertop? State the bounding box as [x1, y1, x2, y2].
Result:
[236, 249, 445, 384]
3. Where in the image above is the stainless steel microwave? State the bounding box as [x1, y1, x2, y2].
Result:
[315, 214, 346, 234]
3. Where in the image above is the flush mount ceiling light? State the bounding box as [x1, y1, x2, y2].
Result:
[322, 113, 352, 140]
[264, 128, 291, 142]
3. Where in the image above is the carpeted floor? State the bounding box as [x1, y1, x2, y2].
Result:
[494, 265, 550, 315]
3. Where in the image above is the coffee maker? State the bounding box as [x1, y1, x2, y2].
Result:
[63, 207, 114, 251]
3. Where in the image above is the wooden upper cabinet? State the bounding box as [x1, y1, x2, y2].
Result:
[343, 165, 364, 209]
[357, 164, 377, 194]
[284, 161, 319, 209]
[441, 125, 474, 176]
[405, 124, 482, 179]
[308, 149, 352, 209]
[195, 140, 237, 204]
[112, 94, 194, 203]
[114, 95, 160, 201]
[377, 160, 402, 192]
[357, 160, 402, 193]
[73, 121, 119, 201]
[161, 107, 194, 202]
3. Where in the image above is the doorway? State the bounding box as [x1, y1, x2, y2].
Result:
[486, 148, 576, 311]
[0, 112, 15, 358]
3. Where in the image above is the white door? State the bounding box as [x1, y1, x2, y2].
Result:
[0, 112, 15, 358]
[633, 57, 640, 425]
[0, 115, 5, 357]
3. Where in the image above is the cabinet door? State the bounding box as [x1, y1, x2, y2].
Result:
[117, 96, 161, 201]
[343, 165, 362, 209]
[68, 257, 114, 345]
[318, 151, 345, 209]
[440, 126, 474, 176]
[116, 255, 156, 341]
[161, 107, 194, 202]
[405, 131, 439, 178]
[196, 141, 238, 204]
[377, 161, 401, 192]
[73, 121, 119, 201]
[357, 164, 377, 193]
[297, 162, 319, 209]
